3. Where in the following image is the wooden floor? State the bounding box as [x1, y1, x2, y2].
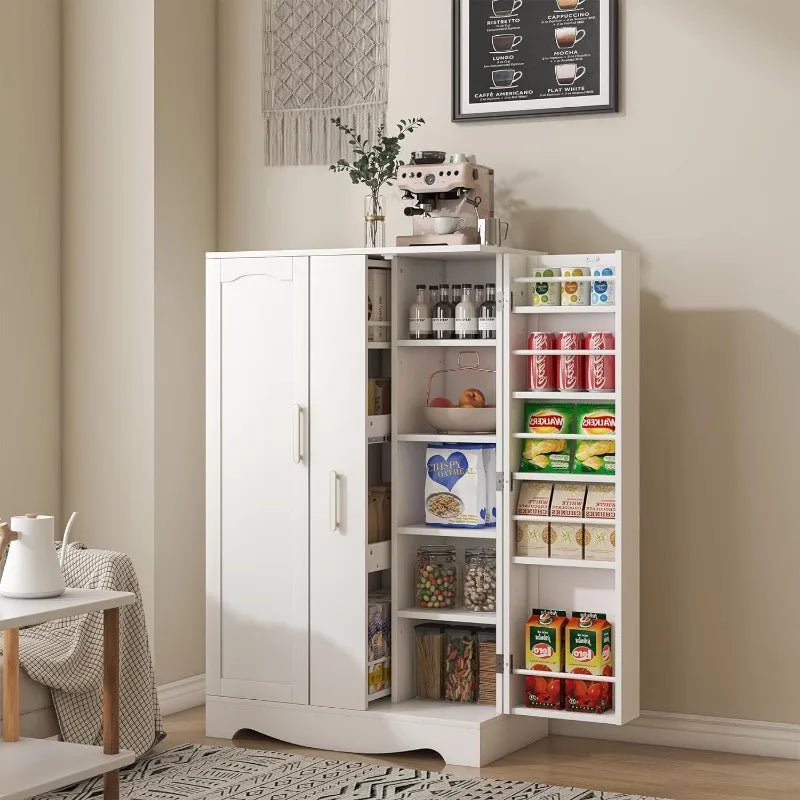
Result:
[164, 706, 800, 800]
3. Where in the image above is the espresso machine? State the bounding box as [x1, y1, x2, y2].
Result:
[396, 152, 495, 246]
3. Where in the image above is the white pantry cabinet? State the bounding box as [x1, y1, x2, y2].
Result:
[206, 246, 640, 767]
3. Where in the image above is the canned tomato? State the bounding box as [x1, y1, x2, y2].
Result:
[585, 332, 615, 392]
[528, 332, 556, 391]
[556, 331, 585, 392]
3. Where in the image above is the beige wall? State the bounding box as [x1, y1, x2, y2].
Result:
[0, 1, 61, 525]
[62, 0, 156, 627]
[219, 0, 800, 722]
[154, 0, 216, 685]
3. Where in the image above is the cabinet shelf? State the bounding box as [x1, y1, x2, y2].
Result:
[397, 433, 497, 444]
[397, 339, 497, 348]
[397, 607, 497, 625]
[367, 540, 391, 573]
[513, 668, 615, 683]
[366, 697, 500, 724]
[512, 391, 616, 402]
[514, 276, 617, 284]
[513, 306, 615, 314]
[512, 350, 617, 356]
[513, 472, 615, 484]
[368, 687, 392, 701]
[397, 524, 497, 540]
[368, 342, 391, 350]
[513, 515, 616, 524]
[367, 415, 391, 443]
[512, 556, 616, 570]
[513, 432, 615, 441]
[511, 705, 618, 723]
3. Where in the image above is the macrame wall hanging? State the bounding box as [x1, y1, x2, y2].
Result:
[262, 0, 389, 166]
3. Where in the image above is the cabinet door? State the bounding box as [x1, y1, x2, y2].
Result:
[208, 256, 309, 704]
[309, 255, 368, 711]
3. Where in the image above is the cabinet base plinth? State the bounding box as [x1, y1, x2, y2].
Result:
[206, 695, 547, 768]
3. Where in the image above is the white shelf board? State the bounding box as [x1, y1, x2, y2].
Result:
[397, 339, 497, 348]
[512, 391, 616, 402]
[0, 738, 135, 800]
[368, 687, 392, 701]
[397, 607, 497, 625]
[512, 556, 616, 570]
[513, 433, 615, 441]
[513, 472, 616, 484]
[512, 306, 615, 314]
[366, 697, 499, 725]
[512, 350, 617, 356]
[0, 588, 135, 631]
[512, 668, 616, 683]
[367, 414, 391, 443]
[511, 705, 618, 724]
[368, 321, 391, 327]
[368, 342, 391, 350]
[513, 276, 617, 284]
[397, 524, 497, 540]
[367, 540, 391, 573]
[209, 245, 536, 260]
[513, 515, 616, 525]
[397, 433, 497, 444]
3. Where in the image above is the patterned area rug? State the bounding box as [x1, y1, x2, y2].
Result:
[37, 743, 670, 800]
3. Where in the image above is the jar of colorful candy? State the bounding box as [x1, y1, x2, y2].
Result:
[415, 545, 458, 609]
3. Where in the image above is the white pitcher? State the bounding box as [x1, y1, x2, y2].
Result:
[0, 512, 78, 598]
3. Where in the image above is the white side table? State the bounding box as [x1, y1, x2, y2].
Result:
[0, 589, 136, 800]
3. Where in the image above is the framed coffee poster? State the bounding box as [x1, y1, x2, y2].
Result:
[453, 0, 618, 121]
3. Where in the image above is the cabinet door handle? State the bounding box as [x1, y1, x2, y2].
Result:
[329, 470, 339, 532]
[292, 404, 303, 463]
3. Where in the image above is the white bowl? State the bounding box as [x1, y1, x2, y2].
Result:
[423, 406, 496, 434]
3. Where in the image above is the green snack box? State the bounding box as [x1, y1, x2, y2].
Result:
[519, 403, 574, 473]
[574, 405, 616, 475]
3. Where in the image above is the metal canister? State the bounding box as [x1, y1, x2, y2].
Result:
[556, 331, 585, 392]
[528, 332, 556, 391]
[585, 332, 615, 392]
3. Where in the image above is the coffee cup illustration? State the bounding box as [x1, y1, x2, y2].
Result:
[555, 26, 586, 48]
[492, 33, 523, 53]
[492, 69, 523, 88]
[555, 63, 585, 85]
[492, 0, 523, 17]
[555, 0, 586, 10]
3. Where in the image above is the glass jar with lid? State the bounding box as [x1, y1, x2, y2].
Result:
[416, 545, 458, 609]
[462, 547, 496, 612]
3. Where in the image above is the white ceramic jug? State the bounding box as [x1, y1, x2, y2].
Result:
[0, 512, 78, 598]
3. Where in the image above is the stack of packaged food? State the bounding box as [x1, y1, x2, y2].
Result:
[367, 591, 391, 695]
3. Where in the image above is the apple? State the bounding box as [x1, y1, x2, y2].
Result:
[429, 396, 454, 408]
[459, 388, 485, 408]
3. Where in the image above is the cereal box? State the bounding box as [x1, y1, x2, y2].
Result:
[549, 483, 586, 559]
[565, 612, 613, 714]
[525, 609, 566, 709]
[519, 403, 574, 473]
[583, 485, 616, 562]
[591, 267, 615, 306]
[574, 404, 616, 475]
[515, 482, 552, 557]
[561, 268, 590, 306]
[531, 267, 561, 307]
[425, 444, 487, 528]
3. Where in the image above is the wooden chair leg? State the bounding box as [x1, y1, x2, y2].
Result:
[103, 607, 120, 800]
[2, 628, 20, 742]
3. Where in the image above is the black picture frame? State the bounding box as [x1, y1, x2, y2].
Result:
[453, 0, 618, 122]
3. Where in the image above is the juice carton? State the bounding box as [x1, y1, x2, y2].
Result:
[565, 612, 613, 714]
[524, 609, 566, 709]
[549, 483, 586, 559]
[519, 403, 574, 473]
[574, 405, 616, 475]
[583, 485, 616, 562]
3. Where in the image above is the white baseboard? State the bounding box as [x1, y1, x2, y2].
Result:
[550, 710, 800, 760]
[157, 674, 206, 716]
[168, 681, 800, 761]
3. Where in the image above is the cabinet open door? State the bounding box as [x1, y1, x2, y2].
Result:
[207, 256, 310, 704]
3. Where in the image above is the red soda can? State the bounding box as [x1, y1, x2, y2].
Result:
[528, 332, 556, 391]
[556, 332, 585, 391]
[585, 332, 615, 392]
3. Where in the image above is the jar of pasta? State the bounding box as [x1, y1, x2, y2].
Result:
[463, 547, 496, 612]
[416, 545, 458, 609]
